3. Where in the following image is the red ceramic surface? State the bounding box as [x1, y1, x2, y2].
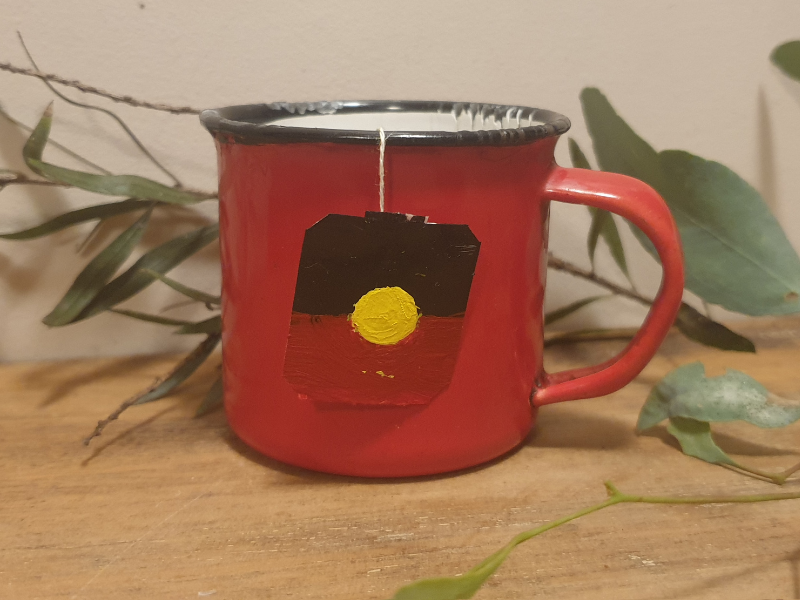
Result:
[205, 103, 684, 477]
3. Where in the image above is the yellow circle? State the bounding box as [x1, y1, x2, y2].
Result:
[350, 286, 420, 345]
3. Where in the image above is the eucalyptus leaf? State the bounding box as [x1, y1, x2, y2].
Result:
[771, 40, 800, 82]
[0, 199, 153, 240]
[673, 303, 755, 353]
[390, 546, 512, 600]
[666, 417, 738, 467]
[176, 315, 222, 335]
[42, 208, 152, 327]
[195, 375, 224, 417]
[133, 333, 221, 406]
[660, 150, 800, 315]
[580, 88, 800, 316]
[637, 361, 800, 431]
[544, 295, 609, 327]
[568, 137, 631, 281]
[143, 269, 221, 305]
[76, 223, 219, 321]
[23, 105, 213, 205]
[110, 308, 196, 328]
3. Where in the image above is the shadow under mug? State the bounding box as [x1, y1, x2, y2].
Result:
[200, 101, 684, 477]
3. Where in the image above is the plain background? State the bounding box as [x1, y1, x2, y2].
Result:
[1, 0, 800, 362]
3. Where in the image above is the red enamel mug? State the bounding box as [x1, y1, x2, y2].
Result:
[200, 101, 684, 477]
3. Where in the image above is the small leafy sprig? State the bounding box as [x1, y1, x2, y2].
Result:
[387, 481, 800, 600]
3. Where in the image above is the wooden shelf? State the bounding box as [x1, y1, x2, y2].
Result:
[2, 318, 800, 599]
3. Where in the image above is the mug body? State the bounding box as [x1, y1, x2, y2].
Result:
[202, 101, 571, 477]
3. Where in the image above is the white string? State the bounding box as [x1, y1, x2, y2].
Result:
[378, 127, 386, 212]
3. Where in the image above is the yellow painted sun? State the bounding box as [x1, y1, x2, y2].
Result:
[350, 286, 420, 345]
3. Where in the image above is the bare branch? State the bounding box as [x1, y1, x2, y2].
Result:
[0, 61, 202, 115]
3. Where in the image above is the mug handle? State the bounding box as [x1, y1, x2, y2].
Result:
[532, 166, 685, 407]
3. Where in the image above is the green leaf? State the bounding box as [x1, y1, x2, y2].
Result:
[390, 546, 512, 600]
[771, 40, 800, 82]
[579, 88, 668, 196]
[22, 105, 213, 205]
[0, 199, 153, 240]
[143, 269, 221, 305]
[659, 150, 800, 316]
[580, 88, 800, 316]
[176, 315, 222, 335]
[544, 295, 609, 326]
[587, 208, 631, 280]
[42, 208, 153, 327]
[637, 361, 800, 431]
[195, 375, 224, 417]
[134, 333, 221, 406]
[666, 417, 738, 467]
[673, 303, 755, 353]
[75, 223, 219, 321]
[567, 137, 592, 170]
[567, 137, 632, 282]
[110, 308, 196, 328]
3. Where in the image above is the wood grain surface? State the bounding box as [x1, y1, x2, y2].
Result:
[2, 319, 800, 600]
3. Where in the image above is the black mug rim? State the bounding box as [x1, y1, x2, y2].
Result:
[199, 100, 570, 147]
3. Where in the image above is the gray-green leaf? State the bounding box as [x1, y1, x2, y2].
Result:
[568, 137, 631, 281]
[23, 105, 213, 205]
[673, 303, 755, 353]
[660, 150, 800, 315]
[581, 88, 800, 316]
[637, 362, 800, 431]
[75, 223, 219, 321]
[0, 199, 153, 240]
[771, 40, 800, 82]
[42, 208, 152, 327]
[666, 417, 738, 467]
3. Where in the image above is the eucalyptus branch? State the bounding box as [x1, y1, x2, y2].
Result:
[0, 61, 201, 115]
[17, 33, 184, 187]
[390, 481, 800, 600]
[547, 253, 651, 306]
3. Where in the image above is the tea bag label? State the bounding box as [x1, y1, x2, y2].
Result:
[283, 211, 480, 406]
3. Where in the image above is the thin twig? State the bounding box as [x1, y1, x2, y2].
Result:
[83, 376, 165, 445]
[83, 333, 219, 445]
[0, 61, 202, 115]
[0, 103, 111, 174]
[547, 253, 652, 307]
[17, 33, 184, 187]
[544, 327, 640, 347]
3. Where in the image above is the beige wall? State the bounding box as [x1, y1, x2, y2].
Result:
[1, 0, 799, 361]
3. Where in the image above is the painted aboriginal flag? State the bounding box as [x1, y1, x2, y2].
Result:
[283, 211, 481, 406]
